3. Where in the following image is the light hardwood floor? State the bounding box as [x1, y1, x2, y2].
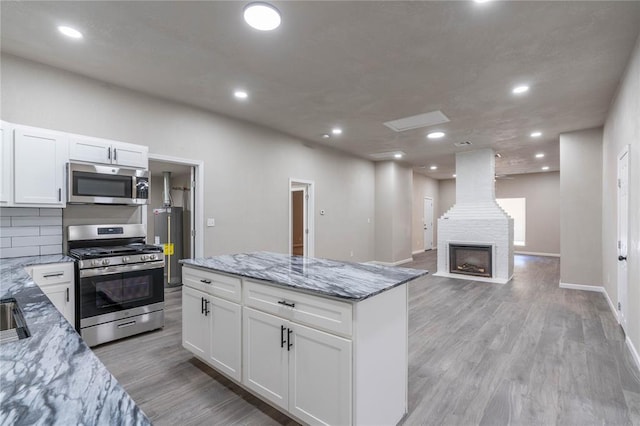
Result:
[93, 251, 640, 425]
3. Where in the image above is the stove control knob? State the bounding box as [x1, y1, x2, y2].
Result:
[93, 260, 101, 267]
[122, 256, 130, 263]
[149, 254, 156, 260]
[141, 255, 148, 261]
[102, 259, 110, 266]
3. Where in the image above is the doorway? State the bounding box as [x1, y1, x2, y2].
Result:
[617, 145, 629, 331]
[289, 179, 314, 257]
[423, 197, 434, 251]
[145, 154, 204, 287]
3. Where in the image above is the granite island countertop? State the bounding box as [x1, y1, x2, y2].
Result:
[181, 251, 428, 301]
[0, 255, 150, 425]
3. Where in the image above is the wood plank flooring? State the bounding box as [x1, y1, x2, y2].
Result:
[93, 252, 640, 425]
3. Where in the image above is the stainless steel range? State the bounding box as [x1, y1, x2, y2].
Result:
[68, 224, 164, 347]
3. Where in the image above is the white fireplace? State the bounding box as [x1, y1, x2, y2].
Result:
[434, 149, 514, 284]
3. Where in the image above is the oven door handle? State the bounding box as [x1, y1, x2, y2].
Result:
[79, 261, 165, 278]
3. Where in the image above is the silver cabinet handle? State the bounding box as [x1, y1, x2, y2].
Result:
[43, 273, 64, 278]
[113, 148, 117, 161]
[58, 188, 62, 202]
[107, 147, 111, 160]
[66, 288, 69, 302]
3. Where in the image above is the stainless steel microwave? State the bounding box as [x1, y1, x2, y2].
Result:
[67, 162, 149, 205]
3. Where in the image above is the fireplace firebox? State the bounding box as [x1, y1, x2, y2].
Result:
[449, 244, 492, 278]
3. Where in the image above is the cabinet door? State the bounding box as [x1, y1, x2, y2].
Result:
[69, 136, 111, 164]
[112, 141, 148, 168]
[14, 127, 67, 206]
[0, 122, 12, 204]
[208, 296, 241, 381]
[243, 307, 289, 410]
[182, 286, 209, 358]
[289, 322, 352, 425]
[41, 282, 74, 326]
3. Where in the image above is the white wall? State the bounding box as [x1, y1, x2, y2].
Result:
[1, 54, 376, 262]
[412, 172, 439, 253]
[374, 161, 412, 264]
[560, 128, 603, 286]
[602, 35, 640, 359]
[438, 172, 561, 256]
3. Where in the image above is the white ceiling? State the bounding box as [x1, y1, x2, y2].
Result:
[1, 1, 639, 179]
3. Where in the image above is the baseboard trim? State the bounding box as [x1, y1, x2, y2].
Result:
[372, 257, 414, 267]
[559, 282, 619, 324]
[515, 251, 560, 257]
[412, 250, 423, 255]
[626, 337, 640, 373]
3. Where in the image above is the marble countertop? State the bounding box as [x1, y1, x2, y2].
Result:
[181, 252, 428, 301]
[0, 255, 150, 425]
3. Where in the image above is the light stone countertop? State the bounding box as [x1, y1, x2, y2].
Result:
[0, 255, 150, 426]
[181, 251, 428, 301]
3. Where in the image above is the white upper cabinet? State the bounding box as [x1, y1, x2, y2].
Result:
[69, 135, 148, 168]
[0, 121, 13, 204]
[14, 125, 68, 207]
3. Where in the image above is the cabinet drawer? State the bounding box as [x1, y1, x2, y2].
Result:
[244, 280, 352, 338]
[183, 267, 241, 303]
[29, 263, 74, 286]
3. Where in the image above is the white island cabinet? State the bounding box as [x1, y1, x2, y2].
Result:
[181, 252, 427, 426]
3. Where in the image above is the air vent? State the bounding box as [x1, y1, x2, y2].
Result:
[454, 141, 472, 147]
[383, 111, 449, 132]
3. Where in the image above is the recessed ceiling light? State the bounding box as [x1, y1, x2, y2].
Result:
[234, 90, 249, 100]
[452, 174, 457, 178]
[321, 134, 330, 139]
[427, 131, 445, 139]
[512, 85, 530, 94]
[530, 131, 542, 137]
[541, 166, 550, 171]
[535, 153, 545, 158]
[394, 153, 403, 159]
[332, 128, 342, 135]
[243, 2, 281, 31]
[58, 25, 83, 39]
[430, 165, 438, 170]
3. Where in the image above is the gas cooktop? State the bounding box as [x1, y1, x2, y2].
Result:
[69, 243, 163, 260]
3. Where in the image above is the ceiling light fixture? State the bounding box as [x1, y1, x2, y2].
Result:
[243, 2, 281, 31]
[430, 165, 438, 170]
[58, 25, 83, 39]
[474, 0, 492, 3]
[427, 131, 445, 139]
[541, 166, 550, 171]
[535, 153, 545, 158]
[530, 131, 542, 137]
[332, 128, 342, 135]
[512, 85, 530, 94]
[321, 134, 330, 139]
[394, 153, 403, 159]
[234, 90, 249, 100]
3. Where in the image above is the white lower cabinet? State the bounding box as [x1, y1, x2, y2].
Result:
[182, 280, 241, 381]
[182, 265, 408, 426]
[28, 262, 75, 326]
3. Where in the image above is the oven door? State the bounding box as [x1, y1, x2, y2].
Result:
[78, 262, 164, 323]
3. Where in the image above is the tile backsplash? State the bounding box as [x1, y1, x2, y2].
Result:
[0, 207, 63, 258]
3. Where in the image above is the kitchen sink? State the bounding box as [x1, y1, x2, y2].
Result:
[0, 298, 31, 344]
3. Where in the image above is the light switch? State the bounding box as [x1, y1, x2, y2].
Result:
[207, 218, 215, 227]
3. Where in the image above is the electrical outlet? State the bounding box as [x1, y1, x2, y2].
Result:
[207, 218, 215, 227]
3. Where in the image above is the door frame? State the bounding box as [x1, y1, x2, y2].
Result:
[146, 153, 205, 258]
[289, 178, 315, 257]
[617, 145, 629, 330]
[423, 197, 434, 251]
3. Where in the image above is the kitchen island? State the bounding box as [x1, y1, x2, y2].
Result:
[181, 252, 427, 426]
[0, 255, 150, 425]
